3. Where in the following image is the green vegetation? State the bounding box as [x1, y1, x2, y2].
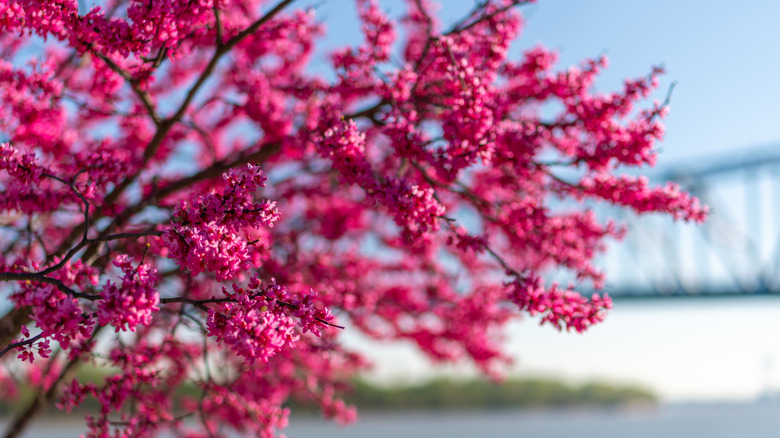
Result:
[339, 377, 656, 411]
[0, 366, 655, 416]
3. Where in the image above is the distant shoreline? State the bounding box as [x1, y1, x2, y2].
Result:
[290, 377, 657, 412]
[0, 375, 656, 417]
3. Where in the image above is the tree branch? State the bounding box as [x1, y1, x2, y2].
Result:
[89, 50, 161, 126]
[0, 333, 43, 360]
[0, 272, 95, 300]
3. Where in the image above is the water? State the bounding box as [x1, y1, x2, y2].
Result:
[4, 403, 778, 437]
[287, 403, 780, 438]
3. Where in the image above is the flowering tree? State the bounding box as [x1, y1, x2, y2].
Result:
[0, 0, 707, 436]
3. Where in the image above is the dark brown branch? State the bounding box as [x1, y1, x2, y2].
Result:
[90, 50, 160, 126]
[158, 143, 281, 200]
[447, 0, 488, 33]
[214, 5, 224, 46]
[153, 47, 168, 69]
[0, 333, 43, 360]
[184, 120, 218, 162]
[223, 0, 295, 52]
[18, 223, 158, 280]
[77, 141, 279, 266]
[0, 272, 95, 300]
[345, 99, 389, 120]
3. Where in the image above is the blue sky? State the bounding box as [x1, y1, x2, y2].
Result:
[305, 0, 780, 401]
[514, 0, 780, 163]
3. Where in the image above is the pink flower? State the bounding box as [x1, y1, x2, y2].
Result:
[162, 165, 279, 281]
[97, 255, 160, 332]
[508, 275, 612, 333]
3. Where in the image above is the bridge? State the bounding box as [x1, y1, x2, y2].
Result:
[584, 144, 780, 299]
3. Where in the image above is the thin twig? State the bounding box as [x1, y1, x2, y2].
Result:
[89, 50, 161, 126]
[0, 333, 43, 360]
[448, 0, 527, 34]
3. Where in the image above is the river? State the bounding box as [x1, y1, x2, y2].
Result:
[3, 403, 777, 437]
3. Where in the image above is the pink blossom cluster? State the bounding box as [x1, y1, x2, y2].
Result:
[445, 224, 487, 254]
[391, 281, 515, 377]
[508, 275, 613, 333]
[317, 120, 373, 185]
[437, 56, 496, 175]
[207, 295, 299, 365]
[0, 56, 70, 155]
[580, 173, 709, 222]
[14, 325, 51, 363]
[68, 144, 136, 198]
[58, 340, 193, 437]
[183, 340, 365, 433]
[331, 0, 395, 98]
[244, 276, 336, 336]
[97, 254, 160, 332]
[0, 65, 82, 214]
[162, 165, 279, 281]
[0, 141, 45, 183]
[0, 0, 78, 41]
[1, 0, 218, 59]
[194, 384, 291, 438]
[11, 261, 97, 353]
[207, 276, 334, 364]
[382, 176, 446, 243]
[58, 378, 91, 414]
[484, 194, 621, 288]
[125, 0, 216, 52]
[12, 283, 92, 352]
[318, 120, 445, 244]
[304, 194, 365, 240]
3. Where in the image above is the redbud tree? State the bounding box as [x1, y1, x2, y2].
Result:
[0, 0, 706, 436]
